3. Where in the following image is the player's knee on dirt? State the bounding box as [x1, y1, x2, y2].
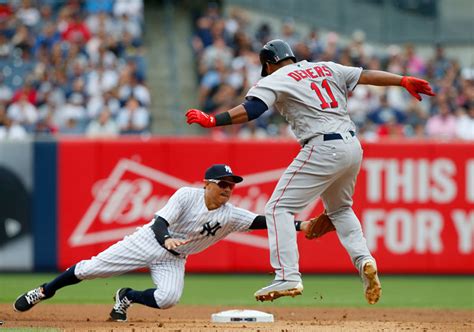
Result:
[153, 288, 181, 309]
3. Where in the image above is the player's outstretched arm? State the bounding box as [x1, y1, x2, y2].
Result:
[185, 105, 248, 128]
[248, 214, 335, 239]
[358, 70, 436, 101]
[186, 98, 268, 128]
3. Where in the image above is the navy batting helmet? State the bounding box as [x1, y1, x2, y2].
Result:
[259, 39, 296, 77]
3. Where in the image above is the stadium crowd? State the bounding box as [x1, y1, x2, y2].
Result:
[0, 1, 472, 141]
[0, 0, 149, 139]
[191, 4, 474, 141]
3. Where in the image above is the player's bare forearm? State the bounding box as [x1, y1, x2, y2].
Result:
[358, 69, 435, 101]
[358, 70, 403, 86]
[227, 104, 249, 124]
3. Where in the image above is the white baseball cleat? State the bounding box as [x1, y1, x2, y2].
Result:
[254, 280, 303, 302]
[362, 260, 382, 305]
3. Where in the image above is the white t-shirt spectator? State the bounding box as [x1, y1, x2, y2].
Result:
[0, 122, 29, 140]
[86, 68, 119, 97]
[16, 5, 40, 27]
[87, 94, 121, 119]
[86, 110, 119, 138]
[116, 103, 149, 133]
[0, 83, 13, 103]
[114, 0, 143, 20]
[456, 111, 474, 140]
[118, 83, 151, 106]
[6, 100, 38, 127]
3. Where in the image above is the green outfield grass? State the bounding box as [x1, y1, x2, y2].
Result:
[1, 274, 472, 309]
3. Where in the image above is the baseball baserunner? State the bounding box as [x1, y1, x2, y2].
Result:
[186, 39, 435, 304]
[13, 164, 331, 321]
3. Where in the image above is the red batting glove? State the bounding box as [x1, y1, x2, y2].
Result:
[400, 76, 436, 101]
[185, 109, 216, 128]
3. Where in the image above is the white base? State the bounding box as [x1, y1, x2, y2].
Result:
[211, 309, 274, 323]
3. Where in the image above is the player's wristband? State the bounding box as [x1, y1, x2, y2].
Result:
[215, 112, 232, 126]
[295, 220, 302, 231]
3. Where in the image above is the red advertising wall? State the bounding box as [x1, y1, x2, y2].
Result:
[58, 138, 474, 274]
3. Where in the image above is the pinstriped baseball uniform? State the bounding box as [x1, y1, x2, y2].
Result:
[247, 60, 375, 282]
[75, 187, 256, 308]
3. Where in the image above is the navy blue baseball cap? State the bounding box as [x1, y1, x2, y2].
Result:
[204, 164, 243, 183]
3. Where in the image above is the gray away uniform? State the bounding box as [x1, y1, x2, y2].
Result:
[246, 60, 374, 282]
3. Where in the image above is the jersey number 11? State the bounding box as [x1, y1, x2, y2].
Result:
[310, 79, 339, 109]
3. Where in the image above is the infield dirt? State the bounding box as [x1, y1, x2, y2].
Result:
[2, 304, 472, 331]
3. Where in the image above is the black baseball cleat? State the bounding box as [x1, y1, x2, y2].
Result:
[14, 284, 49, 312]
[109, 288, 133, 322]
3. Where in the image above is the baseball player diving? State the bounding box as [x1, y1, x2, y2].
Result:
[13, 164, 331, 322]
[186, 39, 436, 304]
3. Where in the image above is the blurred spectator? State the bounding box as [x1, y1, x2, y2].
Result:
[430, 43, 450, 80]
[87, 90, 120, 120]
[368, 94, 406, 125]
[280, 17, 300, 48]
[386, 45, 404, 75]
[33, 22, 60, 55]
[426, 102, 457, 139]
[376, 113, 404, 138]
[404, 99, 428, 137]
[86, 11, 114, 36]
[117, 72, 150, 107]
[198, 57, 229, 111]
[86, 62, 119, 98]
[0, 2, 13, 22]
[320, 32, 340, 62]
[6, 92, 38, 131]
[113, 0, 144, 21]
[0, 115, 29, 140]
[37, 4, 54, 31]
[404, 43, 426, 76]
[85, 107, 119, 137]
[0, 33, 12, 58]
[255, 22, 272, 45]
[0, 0, 146, 138]
[35, 110, 58, 137]
[58, 93, 87, 133]
[305, 27, 323, 60]
[192, 16, 214, 56]
[11, 24, 34, 55]
[61, 12, 91, 44]
[0, 75, 13, 104]
[15, 0, 40, 28]
[117, 13, 142, 40]
[199, 36, 233, 75]
[347, 85, 377, 128]
[348, 29, 372, 67]
[224, 8, 247, 40]
[116, 97, 149, 134]
[455, 106, 474, 140]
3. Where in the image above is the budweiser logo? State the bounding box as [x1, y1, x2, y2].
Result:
[69, 159, 321, 247]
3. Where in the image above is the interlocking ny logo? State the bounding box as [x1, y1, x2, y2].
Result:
[200, 221, 222, 236]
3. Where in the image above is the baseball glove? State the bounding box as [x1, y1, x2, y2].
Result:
[305, 212, 336, 239]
